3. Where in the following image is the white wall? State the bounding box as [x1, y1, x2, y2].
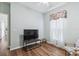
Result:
[10, 3, 44, 50]
[44, 2, 79, 46]
[43, 13, 50, 41]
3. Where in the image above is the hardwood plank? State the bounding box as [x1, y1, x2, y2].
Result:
[45, 44, 65, 56]
[37, 44, 56, 56]
[34, 47, 48, 56]
[40, 46, 52, 56]
[16, 49, 23, 56]
[22, 50, 29, 56]
[10, 50, 17, 56]
[26, 51, 33, 56]
[31, 49, 41, 56]
[10, 43, 66, 56]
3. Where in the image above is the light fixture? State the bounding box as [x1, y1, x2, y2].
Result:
[40, 2, 48, 4]
[39, 2, 49, 6]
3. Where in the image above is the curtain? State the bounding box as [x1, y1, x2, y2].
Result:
[50, 10, 67, 47]
[50, 10, 67, 20]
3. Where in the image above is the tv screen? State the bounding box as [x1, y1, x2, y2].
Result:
[24, 29, 38, 40]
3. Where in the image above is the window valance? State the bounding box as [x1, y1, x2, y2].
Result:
[50, 10, 67, 20]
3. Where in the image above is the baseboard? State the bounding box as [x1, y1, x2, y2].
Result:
[10, 46, 22, 51]
[47, 41, 57, 46]
[10, 41, 41, 51]
[47, 41, 64, 49]
[10, 41, 64, 51]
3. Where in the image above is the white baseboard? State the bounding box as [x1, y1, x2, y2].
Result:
[47, 41, 57, 46]
[10, 40, 64, 51]
[47, 41, 64, 49]
[10, 41, 41, 51]
[10, 46, 23, 51]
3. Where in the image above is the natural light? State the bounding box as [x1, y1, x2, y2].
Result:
[50, 18, 66, 46]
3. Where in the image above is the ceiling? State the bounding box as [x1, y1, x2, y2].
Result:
[19, 2, 66, 13]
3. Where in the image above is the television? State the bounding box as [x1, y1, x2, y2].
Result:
[24, 29, 38, 40]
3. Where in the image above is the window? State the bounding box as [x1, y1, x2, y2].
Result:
[50, 18, 66, 45]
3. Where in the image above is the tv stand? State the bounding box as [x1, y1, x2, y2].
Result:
[23, 39, 41, 51]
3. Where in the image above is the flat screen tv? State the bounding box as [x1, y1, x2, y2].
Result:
[24, 29, 38, 40]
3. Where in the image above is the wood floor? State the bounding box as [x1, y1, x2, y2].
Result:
[10, 43, 67, 56]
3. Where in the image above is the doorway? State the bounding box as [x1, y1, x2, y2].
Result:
[0, 13, 9, 55]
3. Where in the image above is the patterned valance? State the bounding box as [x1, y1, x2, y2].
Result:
[50, 10, 67, 20]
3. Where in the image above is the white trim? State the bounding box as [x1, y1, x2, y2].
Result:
[47, 40, 64, 49]
[10, 41, 41, 51]
[47, 41, 57, 46]
[10, 46, 22, 51]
